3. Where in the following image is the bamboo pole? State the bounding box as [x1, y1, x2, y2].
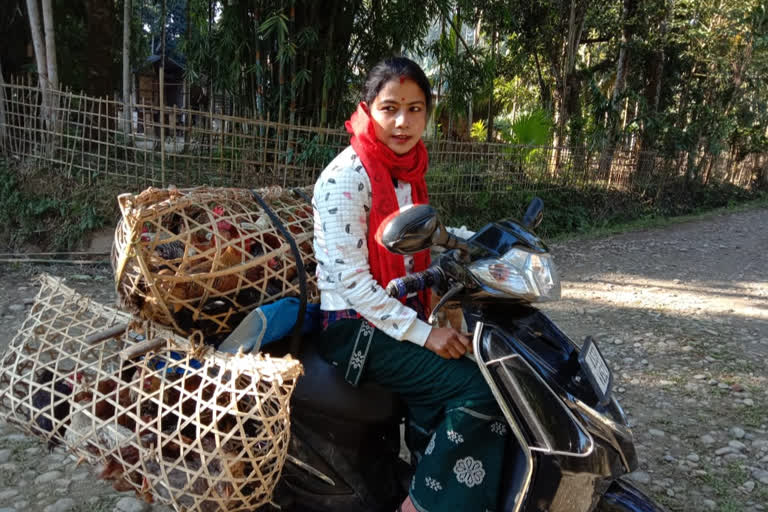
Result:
[160, 0, 167, 187]
[0, 60, 7, 149]
[0, 258, 109, 265]
[63, 87, 76, 178]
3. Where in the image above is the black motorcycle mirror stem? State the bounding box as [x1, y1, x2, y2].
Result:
[378, 204, 470, 257]
[522, 197, 544, 230]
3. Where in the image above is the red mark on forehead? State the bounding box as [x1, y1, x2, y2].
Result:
[401, 97, 405, 101]
[399, 76, 406, 84]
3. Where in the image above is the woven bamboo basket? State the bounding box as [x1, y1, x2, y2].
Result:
[112, 186, 318, 340]
[0, 274, 303, 511]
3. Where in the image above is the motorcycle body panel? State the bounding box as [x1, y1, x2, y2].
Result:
[595, 479, 668, 512]
[264, 340, 407, 512]
[470, 304, 643, 512]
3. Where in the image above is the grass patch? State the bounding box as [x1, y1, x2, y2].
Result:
[1, 155, 767, 252]
[696, 461, 751, 511]
[740, 404, 768, 428]
[554, 195, 768, 242]
[0, 159, 124, 252]
[757, 488, 768, 506]
[431, 175, 768, 242]
[716, 499, 745, 512]
[72, 498, 118, 512]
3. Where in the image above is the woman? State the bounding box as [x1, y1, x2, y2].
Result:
[312, 57, 506, 512]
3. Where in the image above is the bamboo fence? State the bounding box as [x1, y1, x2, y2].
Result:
[0, 77, 761, 198]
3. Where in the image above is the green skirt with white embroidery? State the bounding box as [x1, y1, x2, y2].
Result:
[316, 318, 508, 512]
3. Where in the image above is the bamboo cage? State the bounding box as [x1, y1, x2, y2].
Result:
[0, 274, 302, 511]
[113, 185, 318, 341]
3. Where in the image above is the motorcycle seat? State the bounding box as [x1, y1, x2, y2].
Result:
[291, 341, 399, 424]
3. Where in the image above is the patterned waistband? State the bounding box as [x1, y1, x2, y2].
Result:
[321, 308, 362, 330]
[321, 296, 427, 331]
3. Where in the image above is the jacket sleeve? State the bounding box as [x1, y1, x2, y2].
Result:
[314, 162, 432, 346]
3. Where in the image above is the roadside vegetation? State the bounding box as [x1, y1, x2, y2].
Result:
[1, 157, 764, 253]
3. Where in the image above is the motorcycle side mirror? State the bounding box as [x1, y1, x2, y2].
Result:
[522, 197, 544, 230]
[378, 204, 470, 256]
[377, 204, 440, 255]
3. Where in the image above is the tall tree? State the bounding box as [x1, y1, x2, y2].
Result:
[25, 0, 48, 91]
[122, 0, 132, 134]
[25, 0, 51, 133]
[85, 0, 115, 97]
[41, 0, 58, 90]
[0, 57, 7, 144]
[635, 0, 673, 176]
[598, 0, 638, 177]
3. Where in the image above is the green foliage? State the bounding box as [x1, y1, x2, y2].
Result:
[432, 173, 765, 240]
[284, 134, 340, 168]
[0, 161, 110, 252]
[499, 110, 553, 146]
[493, 74, 539, 115]
[470, 120, 488, 141]
[7, 0, 766, 164]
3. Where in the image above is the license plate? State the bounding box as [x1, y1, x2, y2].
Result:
[578, 336, 612, 404]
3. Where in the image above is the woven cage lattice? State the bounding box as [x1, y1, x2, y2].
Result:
[112, 186, 318, 340]
[0, 274, 303, 511]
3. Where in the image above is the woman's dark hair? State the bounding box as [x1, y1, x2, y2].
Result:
[363, 57, 433, 115]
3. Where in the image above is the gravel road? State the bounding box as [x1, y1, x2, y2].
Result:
[0, 207, 767, 512]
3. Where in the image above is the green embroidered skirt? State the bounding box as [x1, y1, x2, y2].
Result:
[316, 318, 508, 511]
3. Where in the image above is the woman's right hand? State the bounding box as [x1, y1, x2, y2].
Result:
[424, 327, 472, 359]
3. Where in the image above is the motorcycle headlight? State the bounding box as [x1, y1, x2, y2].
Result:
[468, 248, 561, 301]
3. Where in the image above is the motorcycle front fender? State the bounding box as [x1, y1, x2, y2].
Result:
[594, 478, 667, 512]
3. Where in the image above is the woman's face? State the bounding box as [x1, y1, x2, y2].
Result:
[367, 78, 427, 155]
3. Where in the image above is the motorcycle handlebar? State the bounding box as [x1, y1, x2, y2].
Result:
[386, 267, 444, 299]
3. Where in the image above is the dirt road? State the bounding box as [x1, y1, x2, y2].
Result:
[0, 207, 767, 512]
[541, 207, 768, 511]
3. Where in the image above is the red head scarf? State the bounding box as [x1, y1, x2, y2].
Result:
[345, 102, 431, 313]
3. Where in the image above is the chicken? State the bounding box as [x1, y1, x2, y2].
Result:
[154, 240, 186, 261]
[160, 245, 247, 311]
[210, 246, 247, 294]
[143, 450, 240, 511]
[63, 409, 95, 454]
[155, 268, 191, 313]
[98, 444, 144, 496]
[192, 206, 237, 253]
[140, 295, 176, 325]
[31, 369, 79, 450]
[74, 376, 134, 421]
[200, 435, 246, 483]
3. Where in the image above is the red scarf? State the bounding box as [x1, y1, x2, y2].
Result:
[345, 103, 431, 314]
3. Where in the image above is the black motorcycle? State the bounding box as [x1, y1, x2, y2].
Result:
[260, 199, 666, 512]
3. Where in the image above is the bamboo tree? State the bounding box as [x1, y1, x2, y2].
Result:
[319, 0, 339, 127]
[278, 3, 286, 125]
[636, 0, 673, 176]
[122, 0, 132, 135]
[0, 57, 7, 146]
[548, 0, 587, 173]
[254, 4, 264, 120]
[160, 0, 167, 186]
[25, 0, 50, 129]
[486, 24, 496, 142]
[41, 0, 57, 90]
[288, 1, 296, 128]
[598, 0, 637, 178]
[184, 0, 190, 120]
[435, 15, 445, 138]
